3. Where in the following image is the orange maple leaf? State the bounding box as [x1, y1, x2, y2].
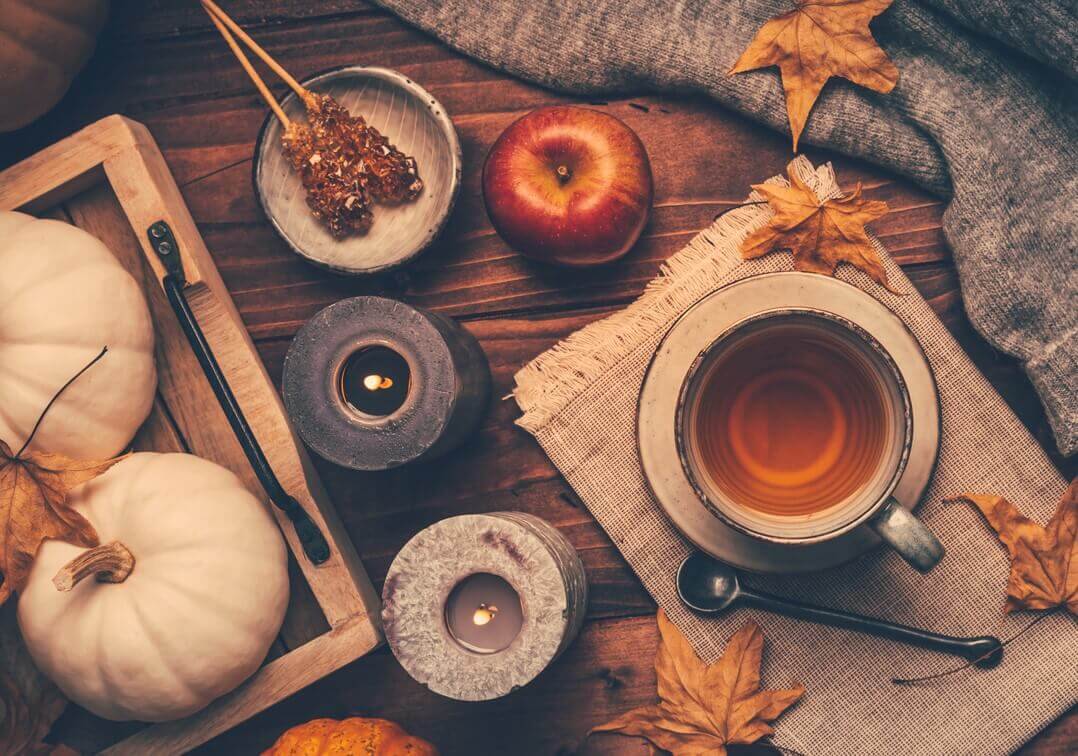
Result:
[741, 164, 898, 293]
[0, 347, 120, 606]
[591, 611, 803, 755]
[947, 480, 1077, 615]
[731, 0, 899, 151]
[0, 441, 120, 607]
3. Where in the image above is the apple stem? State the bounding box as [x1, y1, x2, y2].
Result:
[556, 165, 571, 184]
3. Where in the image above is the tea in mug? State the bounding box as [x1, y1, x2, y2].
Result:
[689, 320, 889, 517]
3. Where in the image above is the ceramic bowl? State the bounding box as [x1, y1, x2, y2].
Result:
[254, 66, 461, 275]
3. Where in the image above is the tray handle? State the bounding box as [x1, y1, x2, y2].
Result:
[147, 220, 330, 564]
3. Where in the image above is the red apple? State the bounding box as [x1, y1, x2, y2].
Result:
[482, 106, 653, 266]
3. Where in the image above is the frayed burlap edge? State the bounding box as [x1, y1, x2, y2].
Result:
[514, 156, 850, 430]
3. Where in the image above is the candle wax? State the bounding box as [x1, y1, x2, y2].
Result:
[340, 345, 411, 416]
[444, 573, 524, 654]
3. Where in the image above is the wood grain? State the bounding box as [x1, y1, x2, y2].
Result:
[103, 615, 380, 756]
[104, 121, 383, 631]
[0, 1, 1072, 754]
[0, 116, 382, 752]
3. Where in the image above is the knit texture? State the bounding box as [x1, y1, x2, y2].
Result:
[377, 0, 1078, 454]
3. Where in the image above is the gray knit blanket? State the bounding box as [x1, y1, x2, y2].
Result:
[378, 0, 1078, 455]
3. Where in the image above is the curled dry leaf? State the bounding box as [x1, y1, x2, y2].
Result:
[0, 347, 121, 607]
[591, 610, 803, 755]
[730, 0, 899, 151]
[0, 603, 66, 754]
[947, 479, 1076, 615]
[0, 440, 122, 607]
[741, 164, 898, 293]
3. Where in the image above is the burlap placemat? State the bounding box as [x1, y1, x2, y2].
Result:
[513, 158, 1076, 755]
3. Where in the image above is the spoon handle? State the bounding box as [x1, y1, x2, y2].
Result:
[739, 588, 1003, 668]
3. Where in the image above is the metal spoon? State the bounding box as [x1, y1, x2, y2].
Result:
[676, 552, 1003, 668]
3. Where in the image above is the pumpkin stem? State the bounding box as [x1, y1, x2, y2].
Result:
[53, 541, 135, 591]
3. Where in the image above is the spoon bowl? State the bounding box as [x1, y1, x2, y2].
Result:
[676, 550, 741, 613]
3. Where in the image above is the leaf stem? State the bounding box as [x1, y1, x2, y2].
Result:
[714, 199, 769, 222]
[15, 346, 109, 458]
[891, 609, 1060, 686]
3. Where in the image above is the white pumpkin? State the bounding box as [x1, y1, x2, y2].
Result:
[17, 452, 290, 722]
[0, 210, 156, 458]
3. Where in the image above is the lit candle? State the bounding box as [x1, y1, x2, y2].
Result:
[444, 573, 524, 654]
[283, 296, 491, 471]
[339, 345, 411, 416]
[382, 512, 588, 701]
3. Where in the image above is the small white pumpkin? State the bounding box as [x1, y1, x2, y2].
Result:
[17, 452, 290, 722]
[0, 210, 156, 458]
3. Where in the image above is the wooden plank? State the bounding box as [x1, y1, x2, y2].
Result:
[3, 2, 1072, 753]
[0, 115, 140, 211]
[1018, 710, 1078, 756]
[243, 267, 1072, 632]
[190, 613, 667, 755]
[155, 98, 945, 335]
[112, 0, 381, 40]
[130, 398, 190, 453]
[100, 125, 382, 630]
[190, 609, 1076, 755]
[0, 19, 948, 331]
[103, 614, 380, 755]
[0, 115, 384, 752]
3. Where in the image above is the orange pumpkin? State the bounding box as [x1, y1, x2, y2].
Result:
[0, 0, 110, 132]
[263, 718, 438, 756]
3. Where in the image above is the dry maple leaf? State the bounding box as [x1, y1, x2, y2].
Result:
[947, 479, 1076, 615]
[0, 603, 67, 754]
[741, 164, 898, 293]
[0, 439, 121, 606]
[730, 0, 899, 151]
[0, 347, 122, 607]
[591, 611, 803, 755]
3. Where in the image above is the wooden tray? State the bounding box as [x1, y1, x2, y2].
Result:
[0, 115, 383, 754]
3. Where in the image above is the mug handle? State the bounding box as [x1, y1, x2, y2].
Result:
[870, 497, 944, 573]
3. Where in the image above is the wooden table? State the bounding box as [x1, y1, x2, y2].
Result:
[2, 2, 1073, 753]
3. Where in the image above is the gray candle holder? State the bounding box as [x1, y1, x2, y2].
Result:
[382, 512, 588, 701]
[282, 296, 490, 470]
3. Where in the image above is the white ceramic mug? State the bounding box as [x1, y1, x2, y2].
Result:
[676, 309, 944, 573]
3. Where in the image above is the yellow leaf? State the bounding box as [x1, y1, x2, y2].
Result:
[741, 164, 898, 293]
[947, 479, 1077, 615]
[591, 611, 803, 755]
[731, 0, 899, 151]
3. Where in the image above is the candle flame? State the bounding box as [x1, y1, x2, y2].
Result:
[363, 374, 394, 391]
[472, 603, 499, 626]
